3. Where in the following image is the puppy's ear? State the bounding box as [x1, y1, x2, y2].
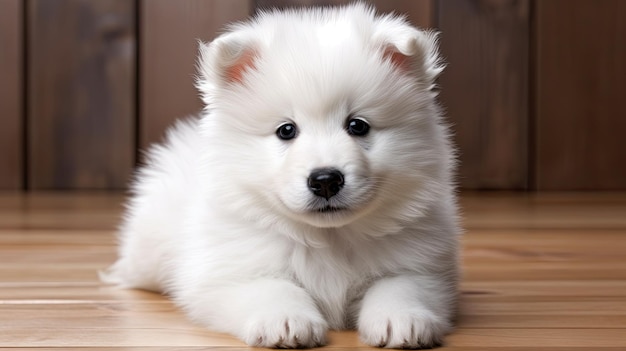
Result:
[196, 32, 258, 104]
[373, 20, 443, 90]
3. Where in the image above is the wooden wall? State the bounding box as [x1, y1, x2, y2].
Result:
[534, 0, 626, 190]
[0, 0, 23, 189]
[0, 0, 251, 190]
[438, 0, 530, 190]
[27, 0, 135, 189]
[140, 0, 252, 149]
[0, 0, 624, 191]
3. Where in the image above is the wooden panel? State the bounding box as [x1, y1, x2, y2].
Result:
[371, 0, 434, 29]
[256, 0, 352, 8]
[438, 0, 530, 190]
[28, 0, 135, 190]
[0, 0, 23, 189]
[140, 0, 251, 149]
[256, 1, 434, 28]
[535, 0, 626, 190]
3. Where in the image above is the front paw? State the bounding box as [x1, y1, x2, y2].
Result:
[242, 311, 328, 348]
[358, 309, 450, 349]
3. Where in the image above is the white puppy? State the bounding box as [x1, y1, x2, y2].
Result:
[103, 3, 460, 349]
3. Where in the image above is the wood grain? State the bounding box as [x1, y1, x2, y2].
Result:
[0, 0, 23, 189]
[371, 0, 434, 29]
[139, 0, 251, 149]
[0, 192, 625, 349]
[534, 0, 626, 190]
[256, 1, 434, 29]
[438, 0, 530, 190]
[27, 0, 135, 189]
[256, 0, 353, 8]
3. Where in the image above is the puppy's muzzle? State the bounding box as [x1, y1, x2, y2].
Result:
[308, 168, 344, 200]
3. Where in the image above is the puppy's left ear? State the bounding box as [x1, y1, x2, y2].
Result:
[196, 31, 258, 105]
[373, 21, 443, 90]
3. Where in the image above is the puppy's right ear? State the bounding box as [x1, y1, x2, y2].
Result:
[196, 32, 258, 104]
[372, 20, 443, 91]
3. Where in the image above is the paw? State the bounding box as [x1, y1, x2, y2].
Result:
[242, 311, 328, 348]
[358, 309, 450, 349]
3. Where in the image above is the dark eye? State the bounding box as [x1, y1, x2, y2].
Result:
[346, 117, 370, 136]
[276, 123, 297, 140]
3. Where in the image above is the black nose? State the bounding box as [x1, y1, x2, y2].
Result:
[307, 168, 345, 200]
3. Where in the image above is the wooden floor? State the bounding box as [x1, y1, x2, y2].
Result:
[1, 192, 625, 350]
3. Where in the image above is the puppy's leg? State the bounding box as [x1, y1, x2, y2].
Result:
[179, 278, 328, 348]
[358, 275, 456, 349]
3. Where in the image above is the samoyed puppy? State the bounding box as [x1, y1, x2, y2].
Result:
[103, 3, 459, 349]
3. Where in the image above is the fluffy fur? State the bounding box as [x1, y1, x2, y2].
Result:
[103, 3, 460, 349]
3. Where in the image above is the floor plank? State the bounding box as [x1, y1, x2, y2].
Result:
[0, 192, 625, 349]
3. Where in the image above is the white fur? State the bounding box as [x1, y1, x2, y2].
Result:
[103, 3, 460, 349]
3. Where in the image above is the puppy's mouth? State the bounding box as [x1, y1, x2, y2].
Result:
[314, 205, 348, 213]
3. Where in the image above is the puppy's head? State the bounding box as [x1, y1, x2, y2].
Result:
[196, 4, 452, 238]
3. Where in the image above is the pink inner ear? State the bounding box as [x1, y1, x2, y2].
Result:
[383, 48, 411, 72]
[225, 50, 257, 84]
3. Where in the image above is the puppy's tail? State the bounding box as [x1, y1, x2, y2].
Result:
[98, 260, 127, 287]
